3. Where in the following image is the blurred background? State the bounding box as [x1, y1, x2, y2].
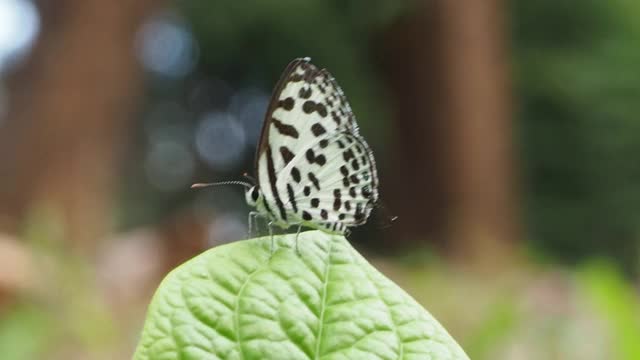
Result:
[0, 0, 639, 358]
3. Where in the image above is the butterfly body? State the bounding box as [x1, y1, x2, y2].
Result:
[246, 57, 379, 235]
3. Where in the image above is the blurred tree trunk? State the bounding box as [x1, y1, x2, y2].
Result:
[379, 0, 517, 267]
[0, 0, 158, 252]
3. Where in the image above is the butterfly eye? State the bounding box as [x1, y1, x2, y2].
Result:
[251, 187, 260, 202]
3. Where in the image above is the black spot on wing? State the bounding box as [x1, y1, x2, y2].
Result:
[311, 123, 326, 137]
[298, 87, 312, 99]
[266, 146, 286, 221]
[343, 149, 355, 161]
[278, 97, 295, 111]
[333, 198, 341, 211]
[302, 211, 312, 221]
[280, 146, 294, 165]
[331, 111, 342, 125]
[355, 203, 365, 222]
[362, 186, 372, 199]
[291, 167, 301, 183]
[303, 101, 316, 114]
[271, 117, 299, 138]
[305, 149, 327, 166]
[316, 103, 327, 117]
[308, 172, 320, 190]
[287, 184, 298, 213]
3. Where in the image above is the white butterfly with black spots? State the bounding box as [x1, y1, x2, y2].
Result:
[244, 57, 379, 235]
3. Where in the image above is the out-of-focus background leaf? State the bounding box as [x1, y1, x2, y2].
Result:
[0, 0, 638, 359]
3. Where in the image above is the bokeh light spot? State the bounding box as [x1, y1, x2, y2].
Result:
[136, 13, 198, 78]
[195, 112, 246, 171]
[0, 0, 40, 72]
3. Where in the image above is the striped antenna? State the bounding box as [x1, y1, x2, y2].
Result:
[191, 181, 252, 189]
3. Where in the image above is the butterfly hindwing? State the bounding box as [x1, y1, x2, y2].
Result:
[277, 131, 378, 232]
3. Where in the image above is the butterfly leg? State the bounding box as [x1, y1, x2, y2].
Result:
[268, 221, 274, 255]
[247, 211, 260, 238]
[294, 225, 302, 256]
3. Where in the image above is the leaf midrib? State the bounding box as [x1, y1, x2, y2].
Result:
[313, 239, 333, 359]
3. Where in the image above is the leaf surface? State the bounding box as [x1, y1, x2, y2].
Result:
[134, 230, 469, 360]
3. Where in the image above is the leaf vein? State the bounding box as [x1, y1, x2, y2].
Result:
[313, 237, 334, 359]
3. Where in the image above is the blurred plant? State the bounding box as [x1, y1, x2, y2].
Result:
[464, 300, 518, 359]
[0, 210, 120, 359]
[0, 304, 51, 360]
[123, 0, 413, 241]
[513, 0, 640, 270]
[578, 260, 640, 360]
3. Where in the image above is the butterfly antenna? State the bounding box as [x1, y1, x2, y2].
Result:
[191, 181, 253, 189]
[375, 201, 398, 229]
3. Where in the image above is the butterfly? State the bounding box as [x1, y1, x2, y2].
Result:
[195, 57, 379, 240]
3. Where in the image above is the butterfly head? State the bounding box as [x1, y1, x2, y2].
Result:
[245, 185, 262, 207]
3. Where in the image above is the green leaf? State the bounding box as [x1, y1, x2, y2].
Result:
[133, 230, 469, 360]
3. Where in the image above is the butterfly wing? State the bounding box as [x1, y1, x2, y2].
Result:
[279, 131, 379, 233]
[255, 58, 378, 231]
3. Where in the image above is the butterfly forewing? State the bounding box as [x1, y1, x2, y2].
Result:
[255, 57, 378, 233]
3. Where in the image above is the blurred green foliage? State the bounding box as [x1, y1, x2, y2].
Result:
[464, 300, 518, 359]
[0, 212, 119, 359]
[179, 0, 405, 141]
[159, 0, 640, 269]
[391, 257, 640, 359]
[121, 1, 410, 229]
[579, 261, 640, 359]
[0, 304, 51, 360]
[513, 0, 640, 270]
